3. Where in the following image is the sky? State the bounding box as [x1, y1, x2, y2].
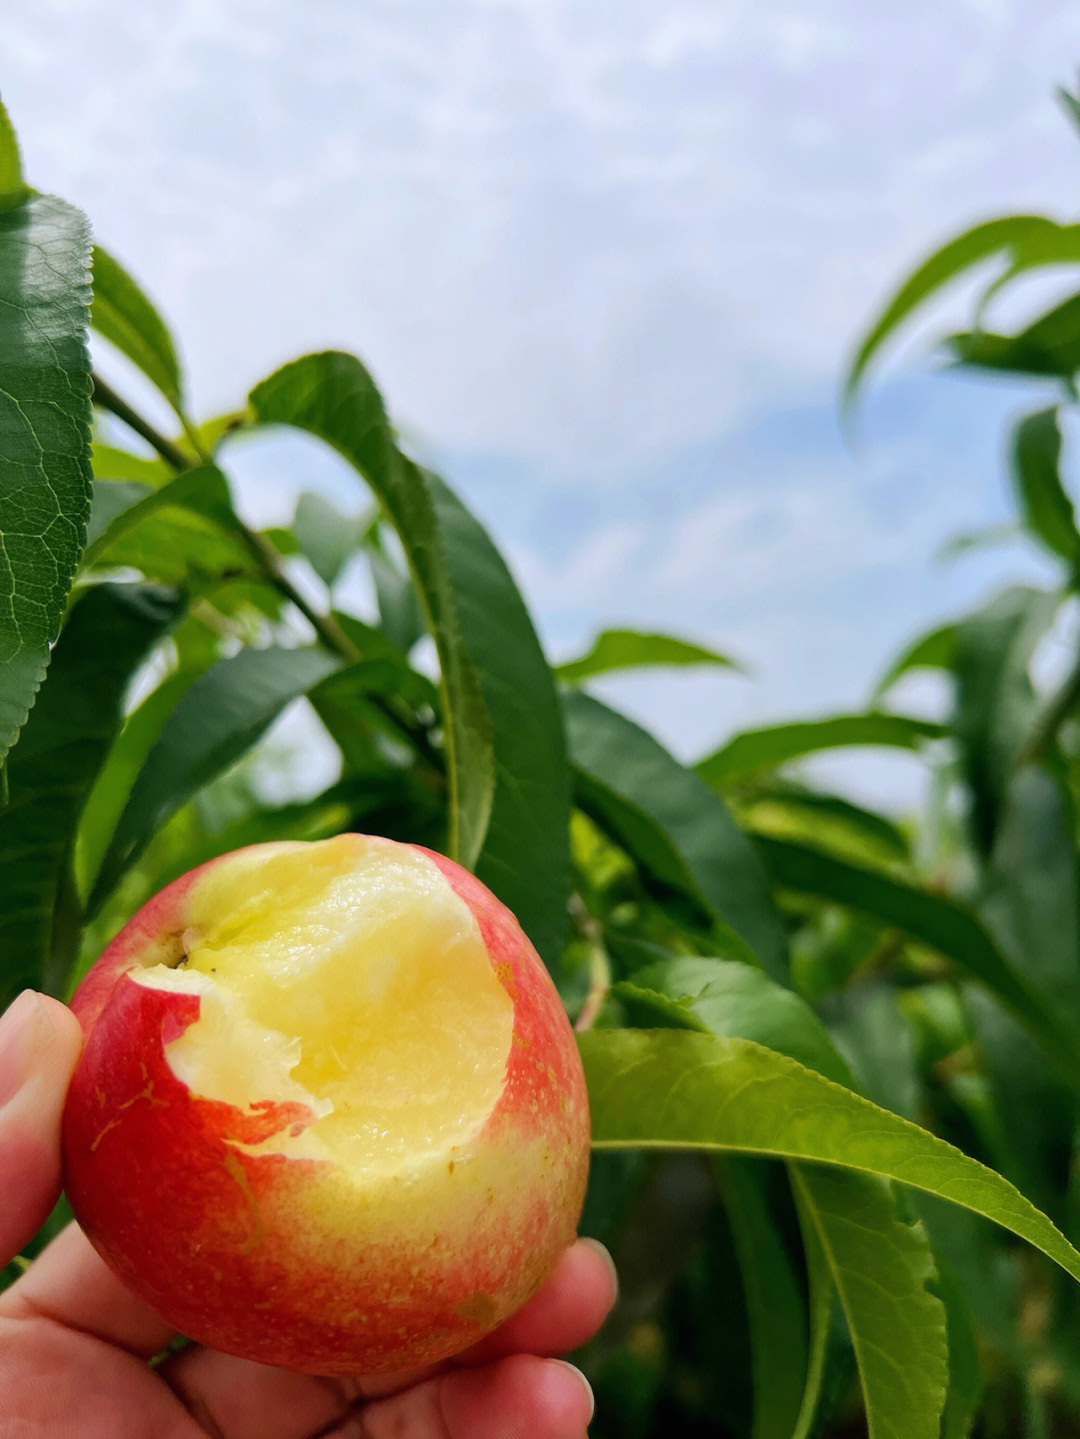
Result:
[7, 1, 1080, 811]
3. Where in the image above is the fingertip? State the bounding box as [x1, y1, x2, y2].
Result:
[577, 1237, 619, 1311]
[442, 1354, 595, 1437]
[0, 991, 84, 1264]
[0, 992, 82, 1110]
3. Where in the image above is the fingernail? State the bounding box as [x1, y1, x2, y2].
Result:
[0, 991, 54, 1108]
[553, 1360, 595, 1424]
[581, 1237, 619, 1303]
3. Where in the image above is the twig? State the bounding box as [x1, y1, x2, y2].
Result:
[570, 893, 612, 1032]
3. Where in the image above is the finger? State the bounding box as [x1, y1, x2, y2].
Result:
[0, 992, 83, 1264]
[161, 1349, 362, 1439]
[460, 1238, 618, 1363]
[355, 1354, 594, 1439]
[0, 1221, 177, 1358]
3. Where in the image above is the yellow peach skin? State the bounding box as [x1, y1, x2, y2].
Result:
[61, 835, 590, 1375]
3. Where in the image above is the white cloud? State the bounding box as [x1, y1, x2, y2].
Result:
[9, 0, 1078, 470]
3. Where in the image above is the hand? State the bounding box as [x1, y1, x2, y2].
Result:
[0, 990, 616, 1437]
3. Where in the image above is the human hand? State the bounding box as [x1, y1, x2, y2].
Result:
[0, 989, 616, 1437]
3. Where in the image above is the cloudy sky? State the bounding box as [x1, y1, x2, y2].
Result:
[7, 1, 1080, 806]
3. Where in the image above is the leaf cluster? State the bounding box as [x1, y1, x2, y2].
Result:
[9, 85, 1080, 1438]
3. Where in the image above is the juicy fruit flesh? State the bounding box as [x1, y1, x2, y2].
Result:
[133, 837, 515, 1173]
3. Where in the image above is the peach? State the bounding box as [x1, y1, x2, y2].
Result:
[61, 835, 590, 1375]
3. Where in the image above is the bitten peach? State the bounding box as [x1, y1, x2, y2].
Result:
[61, 835, 590, 1375]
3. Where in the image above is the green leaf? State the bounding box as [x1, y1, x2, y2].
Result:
[85, 479, 153, 550]
[0, 193, 93, 767]
[81, 464, 244, 570]
[292, 491, 363, 588]
[846, 215, 1080, 401]
[0, 583, 181, 1008]
[90, 245, 184, 412]
[963, 988, 1076, 1225]
[827, 984, 921, 1121]
[614, 954, 855, 1087]
[936, 1260, 984, 1439]
[697, 712, 942, 786]
[370, 544, 425, 654]
[76, 655, 216, 898]
[1059, 84, 1080, 138]
[873, 623, 958, 698]
[789, 1166, 948, 1439]
[249, 353, 570, 968]
[556, 628, 743, 685]
[615, 947, 938, 1439]
[249, 355, 492, 868]
[1011, 409, 1080, 564]
[979, 767, 1080, 1024]
[756, 834, 1080, 1088]
[954, 586, 1058, 852]
[564, 690, 788, 978]
[580, 1026, 1080, 1284]
[947, 294, 1080, 381]
[87, 644, 346, 910]
[0, 96, 26, 208]
[736, 782, 912, 866]
[790, 1196, 839, 1439]
[91, 442, 173, 486]
[718, 1157, 809, 1439]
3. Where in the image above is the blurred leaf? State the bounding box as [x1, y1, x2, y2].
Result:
[556, 628, 743, 685]
[979, 767, 1080, 1022]
[180, 407, 252, 457]
[143, 772, 440, 902]
[936, 1260, 984, 1439]
[846, 215, 1080, 401]
[85, 479, 153, 549]
[736, 782, 911, 866]
[948, 294, 1080, 382]
[790, 1196, 840, 1439]
[698, 712, 941, 786]
[87, 644, 349, 910]
[292, 490, 363, 588]
[1011, 409, 1080, 564]
[90, 441, 172, 485]
[757, 834, 1080, 1088]
[936, 522, 1023, 561]
[873, 622, 958, 698]
[76, 650, 217, 897]
[249, 353, 570, 968]
[954, 587, 1058, 852]
[1059, 83, 1080, 137]
[564, 690, 789, 978]
[82, 464, 244, 569]
[964, 988, 1076, 1226]
[825, 983, 921, 1120]
[87, 507, 254, 587]
[718, 1157, 809, 1439]
[0, 192, 92, 768]
[581, 1027, 1080, 1284]
[0, 96, 26, 207]
[370, 544, 425, 654]
[90, 245, 184, 412]
[789, 1166, 948, 1439]
[0, 583, 180, 1008]
[328, 611, 438, 711]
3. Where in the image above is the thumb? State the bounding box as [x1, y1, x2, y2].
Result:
[0, 991, 84, 1266]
